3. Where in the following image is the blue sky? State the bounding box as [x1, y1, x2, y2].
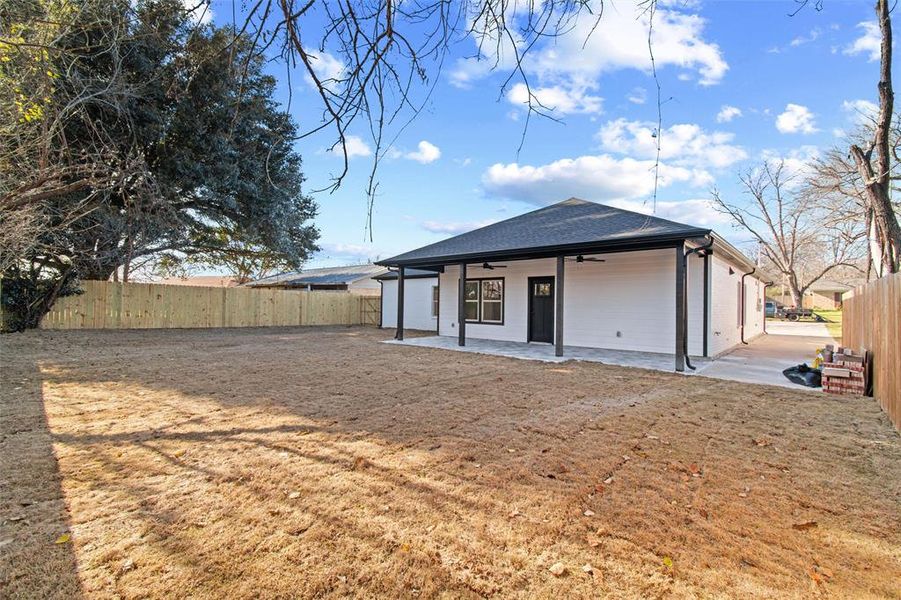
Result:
[203, 0, 886, 268]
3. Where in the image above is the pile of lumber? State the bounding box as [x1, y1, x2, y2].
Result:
[821, 345, 870, 396]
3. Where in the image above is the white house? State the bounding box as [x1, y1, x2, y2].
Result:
[246, 264, 385, 294]
[377, 198, 769, 372]
[375, 269, 439, 332]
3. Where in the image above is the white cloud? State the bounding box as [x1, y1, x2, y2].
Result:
[421, 219, 497, 234]
[482, 154, 711, 206]
[775, 104, 818, 134]
[526, 3, 728, 87]
[844, 21, 881, 62]
[338, 135, 372, 158]
[790, 28, 821, 48]
[841, 99, 879, 125]
[597, 119, 747, 169]
[404, 140, 441, 164]
[627, 87, 647, 105]
[507, 82, 603, 115]
[608, 198, 732, 228]
[759, 145, 820, 181]
[450, 1, 726, 114]
[305, 49, 345, 87]
[183, 0, 213, 24]
[716, 105, 742, 123]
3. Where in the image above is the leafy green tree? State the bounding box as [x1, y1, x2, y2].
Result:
[1, 0, 319, 330]
[154, 225, 298, 285]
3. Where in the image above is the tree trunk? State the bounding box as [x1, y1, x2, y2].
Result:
[789, 285, 804, 308]
[850, 0, 901, 276]
[787, 273, 804, 307]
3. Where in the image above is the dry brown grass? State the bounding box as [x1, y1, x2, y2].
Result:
[1, 326, 899, 599]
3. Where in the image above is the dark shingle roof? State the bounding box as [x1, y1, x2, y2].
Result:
[379, 198, 710, 267]
[245, 264, 387, 287]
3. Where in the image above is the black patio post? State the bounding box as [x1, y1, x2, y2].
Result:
[555, 255, 564, 357]
[395, 266, 405, 340]
[675, 245, 686, 372]
[458, 263, 467, 346]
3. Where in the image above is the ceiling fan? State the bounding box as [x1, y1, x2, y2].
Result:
[481, 262, 507, 270]
[566, 255, 606, 263]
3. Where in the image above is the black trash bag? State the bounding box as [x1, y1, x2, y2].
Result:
[783, 363, 822, 388]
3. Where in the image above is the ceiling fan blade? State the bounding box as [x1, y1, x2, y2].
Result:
[567, 255, 606, 263]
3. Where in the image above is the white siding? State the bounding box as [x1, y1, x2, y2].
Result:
[744, 274, 766, 340]
[381, 277, 439, 331]
[687, 252, 705, 356]
[709, 254, 767, 356]
[348, 278, 382, 293]
[437, 248, 707, 355]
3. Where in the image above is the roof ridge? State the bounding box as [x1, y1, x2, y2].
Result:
[378, 197, 712, 267]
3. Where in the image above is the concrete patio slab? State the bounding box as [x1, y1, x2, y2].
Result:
[765, 320, 834, 338]
[385, 335, 709, 372]
[387, 333, 835, 391]
[694, 333, 833, 389]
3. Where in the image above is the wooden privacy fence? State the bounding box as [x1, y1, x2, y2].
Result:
[842, 273, 901, 430]
[40, 280, 381, 330]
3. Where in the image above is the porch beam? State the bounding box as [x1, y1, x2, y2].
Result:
[675, 245, 686, 372]
[555, 255, 564, 357]
[458, 263, 466, 346]
[395, 266, 405, 340]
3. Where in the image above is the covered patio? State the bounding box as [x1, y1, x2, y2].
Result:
[386, 331, 830, 390]
[385, 335, 712, 372]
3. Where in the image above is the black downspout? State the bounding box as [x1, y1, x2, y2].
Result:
[740, 267, 756, 344]
[681, 237, 714, 371]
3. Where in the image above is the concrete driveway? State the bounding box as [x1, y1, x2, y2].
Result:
[765, 320, 834, 338]
[696, 330, 836, 389]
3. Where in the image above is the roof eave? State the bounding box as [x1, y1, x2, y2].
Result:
[377, 230, 711, 268]
[707, 233, 775, 282]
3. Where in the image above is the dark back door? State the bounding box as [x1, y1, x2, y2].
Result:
[528, 277, 554, 343]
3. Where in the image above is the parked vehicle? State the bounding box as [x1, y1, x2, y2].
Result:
[776, 306, 826, 322]
[765, 300, 776, 318]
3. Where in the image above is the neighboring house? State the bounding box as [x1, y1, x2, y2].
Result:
[377, 198, 770, 372]
[768, 280, 851, 310]
[375, 269, 439, 332]
[245, 264, 386, 294]
[154, 276, 239, 287]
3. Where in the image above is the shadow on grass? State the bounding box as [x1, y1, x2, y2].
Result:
[0, 351, 83, 599]
[7, 325, 898, 597]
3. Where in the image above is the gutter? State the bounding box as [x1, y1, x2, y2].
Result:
[376, 231, 711, 269]
[682, 236, 714, 371]
[740, 267, 756, 344]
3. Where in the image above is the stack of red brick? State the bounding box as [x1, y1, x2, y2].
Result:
[821, 344, 870, 396]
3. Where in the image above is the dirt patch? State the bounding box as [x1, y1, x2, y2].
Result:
[2, 326, 899, 598]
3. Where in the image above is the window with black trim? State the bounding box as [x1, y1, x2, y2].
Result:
[534, 282, 551, 297]
[431, 285, 439, 317]
[464, 278, 504, 324]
